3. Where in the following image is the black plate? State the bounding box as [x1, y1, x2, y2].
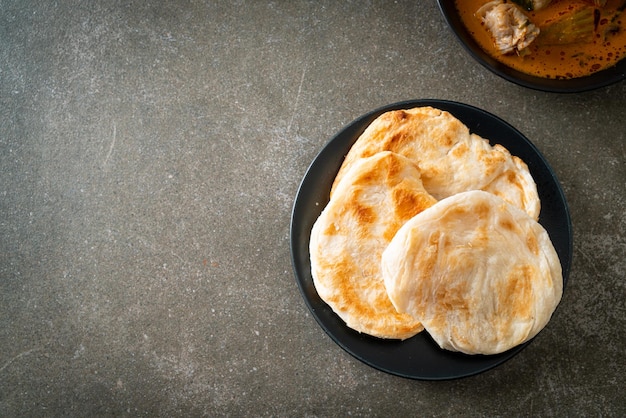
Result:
[290, 99, 572, 380]
[436, 0, 626, 93]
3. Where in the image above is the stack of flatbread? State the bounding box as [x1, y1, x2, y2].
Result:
[309, 106, 563, 355]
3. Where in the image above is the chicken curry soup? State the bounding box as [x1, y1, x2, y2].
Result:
[456, 0, 626, 79]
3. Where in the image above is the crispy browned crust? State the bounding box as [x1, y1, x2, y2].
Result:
[310, 151, 437, 339]
[382, 190, 562, 355]
[331, 107, 540, 220]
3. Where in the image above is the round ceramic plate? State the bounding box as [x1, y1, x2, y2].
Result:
[436, 0, 626, 93]
[290, 99, 572, 380]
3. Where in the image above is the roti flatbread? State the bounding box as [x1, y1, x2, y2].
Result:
[310, 151, 437, 339]
[331, 107, 540, 220]
[381, 190, 562, 354]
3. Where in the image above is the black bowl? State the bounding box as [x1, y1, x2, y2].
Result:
[436, 0, 626, 93]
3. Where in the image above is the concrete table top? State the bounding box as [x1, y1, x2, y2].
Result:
[1, 1, 624, 416]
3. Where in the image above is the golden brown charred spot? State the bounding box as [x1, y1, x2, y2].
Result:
[321, 257, 353, 278]
[505, 170, 525, 195]
[338, 287, 365, 315]
[391, 186, 435, 221]
[507, 171, 518, 183]
[473, 201, 491, 219]
[354, 170, 379, 187]
[498, 218, 517, 233]
[322, 221, 339, 236]
[349, 202, 377, 226]
[451, 142, 469, 158]
[480, 149, 508, 178]
[423, 166, 440, 182]
[499, 264, 533, 319]
[444, 205, 469, 220]
[371, 288, 396, 312]
[473, 225, 490, 247]
[441, 132, 456, 148]
[360, 148, 378, 159]
[385, 155, 402, 179]
[435, 281, 470, 313]
[326, 258, 363, 305]
[383, 222, 401, 242]
[526, 232, 539, 256]
[333, 263, 419, 335]
[416, 232, 441, 284]
[393, 109, 409, 121]
[332, 280, 360, 313]
[385, 131, 411, 150]
[428, 231, 441, 247]
[320, 249, 422, 337]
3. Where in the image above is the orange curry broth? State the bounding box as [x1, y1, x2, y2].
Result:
[456, 0, 626, 79]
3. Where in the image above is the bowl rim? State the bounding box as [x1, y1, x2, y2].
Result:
[436, 0, 626, 93]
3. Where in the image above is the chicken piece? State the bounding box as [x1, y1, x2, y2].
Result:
[476, 1, 540, 55]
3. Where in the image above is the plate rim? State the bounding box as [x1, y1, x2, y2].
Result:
[290, 99, 573, 380]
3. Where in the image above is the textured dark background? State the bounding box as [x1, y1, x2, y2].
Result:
[1, 0, 624, 416]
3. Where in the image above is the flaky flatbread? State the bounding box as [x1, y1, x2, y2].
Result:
[331, 107, 540, 220]
[381, 190, 562, 354]
[310, 151, 437, 339]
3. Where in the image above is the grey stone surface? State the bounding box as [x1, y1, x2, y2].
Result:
[1, 0, 625, 416]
